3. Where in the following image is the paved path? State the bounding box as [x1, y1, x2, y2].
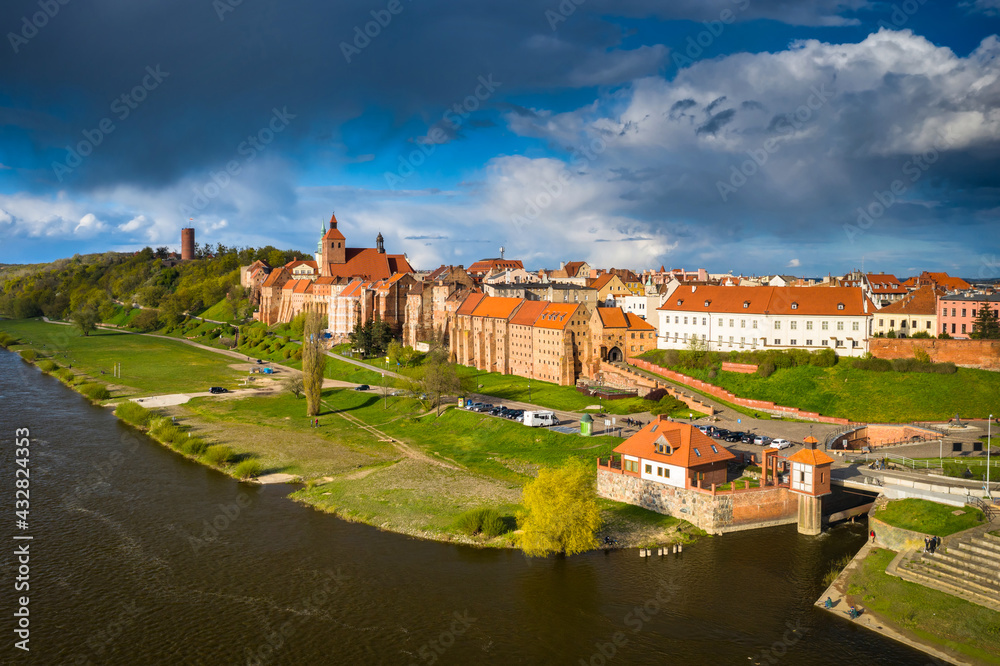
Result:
[327, 351, 406, 380]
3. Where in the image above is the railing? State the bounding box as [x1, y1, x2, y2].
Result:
[864, 453, 936, 470]
[966, 495, 998, 520]
[597, 457, 622, 472]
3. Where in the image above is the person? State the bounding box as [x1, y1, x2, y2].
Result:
[849, 606, 859, 619]
[870, 529, 876, 542]
[824, 597, 833, 609]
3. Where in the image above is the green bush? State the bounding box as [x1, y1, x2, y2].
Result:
[650, 394, 686, 416]
[79, 383, 111, 401]
[852, 356, 892, 372]
[233, 458, 263, 479]
[19, 349, 37, 362]
[115, 400, 152, 427]
[810, 348, 837, 367]
[204, 444, 236, 466]
[37, 359, 58, 372]
[0, 332, 17, 347]
[56, 368, 75, 382]
[454, 507, 509, 537]
[182, 437, 208, 455]
[644, 388, 669, 402]
[756, 361, 776, 378]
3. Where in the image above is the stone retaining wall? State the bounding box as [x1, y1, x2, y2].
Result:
[869, 516, 931, 552]
[631, 359, 850, 425]
[870, 338, 1000, 371]
[597, 469, 798, 534]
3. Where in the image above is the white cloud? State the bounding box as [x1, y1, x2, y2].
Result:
[787, 258, 801, 268]
[74, 213, 107, 236]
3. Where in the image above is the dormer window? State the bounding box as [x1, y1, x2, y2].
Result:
[791, 302, 798, 310]
[837, 303, 845, 310]
[704, 300, 711, 307]
[676, 299, 683, 306]
[743, 301, 750, 308]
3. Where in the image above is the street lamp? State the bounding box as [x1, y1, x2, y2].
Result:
[988, 414, 993, 500]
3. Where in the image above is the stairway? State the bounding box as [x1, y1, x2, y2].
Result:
[897, 527, 1000, 611]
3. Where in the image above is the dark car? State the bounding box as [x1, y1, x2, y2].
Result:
[255, 359, 263, 364]
[209, 386, 228, 394]
[724, 432, 743, 442]
[712, 429, 730, 439]
[354, 384, 370, 391]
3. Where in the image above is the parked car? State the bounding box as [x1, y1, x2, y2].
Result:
[354, 384, 370, 391]
[209, 386, 228, 394]
[712, 429, 730, 439]
[754, 435, 772, 446]
[723, 432, 743, 443]
[769, 438, 792, 450]
[696, 425, 711, 434]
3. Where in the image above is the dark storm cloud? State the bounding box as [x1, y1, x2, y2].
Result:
[696, 108, 736, 135]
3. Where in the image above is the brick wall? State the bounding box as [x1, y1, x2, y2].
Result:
[870, 338, 1000, 371]
[721, 362, 758, 374]
[630, 359, 850, 425]
[597, 469, 798, 534]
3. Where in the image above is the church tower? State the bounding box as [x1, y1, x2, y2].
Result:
[320, 212, 347, 274]
[376, 232, 385, 254]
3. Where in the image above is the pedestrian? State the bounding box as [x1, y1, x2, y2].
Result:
[924, 537, 929, 553]
[870, 529, 876, 542]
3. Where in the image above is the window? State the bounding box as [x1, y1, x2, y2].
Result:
[675, 316, 679, 324]
[806, 321, 813, 330]
[962, 308, 967, 317]
[952, 323, 956, 334]
[740, 336, 745, 344]
[911, 320, 916, 329]
[799, 471, 805, 483]
[952, 308, 956, 317]
[718, 335, 723, 343]
[693, 448, 701, 457]
[774, 339, 781, 345]
[889, 319, 894, 328]
[775, 321, 781, 330]
[729, 319, 734, 327]
[837, 322, 844, 331]
[879, 319, 884, 326]
[821, 339, 828, 346]
[656, 467, 662, 477]
[962, 324, 967, 334]
[791, 302, 798, 310]
[741, 320, 746, 328]
[753, 320, 758, 329]
[683, 317, 688, 325]
[624, 459, 639, 472]
[710, 445, 718, 453]
[743, 301, 750, 308]
[663, 468, 670, 478]
[805, 339, 812, 346]
[645, 464, 652, 474]
[926, 321, 931, 329]
[972, 309, 977, 317]
[837, 303, 845, 310]
[943, 323, 948, 333]
[729, 336, 733, 343]
[702, 318, 707, 326]
[704, 300, 710, 307]
[821, 321, 829, 330]
[790, 321, 797, 330]
[853, 322, 859, 331]
[790, 339, 797, 345]
[718, 318, 723, 327]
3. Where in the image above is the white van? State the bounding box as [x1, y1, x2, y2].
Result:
[523, 410, 557, 427]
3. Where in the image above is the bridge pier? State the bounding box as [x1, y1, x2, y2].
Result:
[797, 494, 823, 535]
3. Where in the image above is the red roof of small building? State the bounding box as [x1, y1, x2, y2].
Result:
[878, 286, 940, 315]
[467, 258, 524, 275]
[534, 303, 583, 330]
[471, 296, 524, 320]
[339, 279, 369, 298]
[787, 448, 835, 466]
[866, 273, 906, 294]
[324, 248, 413, 281]
[509, 300, 547, 326]
[625, 312, 655, 330]
[596, 307, 629, 328]
[590, 273, 627, 292]
[614, 418, 736, 468]
[456, 292, 486, 316]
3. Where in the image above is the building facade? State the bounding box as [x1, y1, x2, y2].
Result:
[938, 294, 1000, 339]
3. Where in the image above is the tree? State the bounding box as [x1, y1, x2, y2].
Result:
[302, 312, 327, 416]
[71, 307, 98, 336]
[650, 394, 685, 416]
[132, 308, 161, 332]
[349, 317, 393, 358]
[519, 460, 602, 557]
[420, 350, 461, 416]
[283, 375, 304, 399]
[971, 304, 1000, 340]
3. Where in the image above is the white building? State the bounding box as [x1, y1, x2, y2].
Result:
[656, 285, 874, 358]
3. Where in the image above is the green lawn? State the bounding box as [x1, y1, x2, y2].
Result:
[876, 499, 985, 536]
[846, 548, 1000, 664]
[636, 352, 1000, 422]
[197, 298, 238, 322]
[0, 319, 244, 396]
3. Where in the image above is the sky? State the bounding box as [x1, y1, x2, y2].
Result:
[1, 0, 1000, 279]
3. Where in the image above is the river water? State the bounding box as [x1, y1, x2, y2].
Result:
[0, 350, 927, 665]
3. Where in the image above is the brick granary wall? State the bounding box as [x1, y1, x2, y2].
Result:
[870, 338, 1000, 370]
[596, 469, 798, 534]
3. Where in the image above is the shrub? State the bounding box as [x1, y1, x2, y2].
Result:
[912, 347, 931, 363]
[810, 348, 837, 367]
[886, 329, 897, 339]
[644, 388, 668, 402]
[19, 349, 37, 362]
[37, 360, 57, 372]
[115, 400, 152, 427]
[182, 437, 208, 455]
[0, 332, 17, 347]
[79, 383, 111, 401]
[910, 330, 932, 339]
[282, 347, 292, 359]
[852, 356, 892, 372]
[707, 368, 718, 379]
[204, 444, 236, 466]
[891, 358, 917, 373]
[755, 361, 776, 378]
[233, 458, 263, 479]
[56, 368, 75, 383]
[650, 395, 686, 416]
[454, 507, 508, 537]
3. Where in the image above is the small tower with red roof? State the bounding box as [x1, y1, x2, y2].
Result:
[321, 212, 346, 271]
[787, 444, 835, 535]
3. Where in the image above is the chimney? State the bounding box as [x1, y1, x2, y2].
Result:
[560, 261, 565, 270]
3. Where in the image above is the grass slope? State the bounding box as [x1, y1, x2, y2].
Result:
[847, 548, 1000, 664]
[638, 353, 1000, 422]
[877, 499, 985, 536]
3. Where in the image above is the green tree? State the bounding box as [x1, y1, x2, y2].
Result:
[71, 306, 98, 336]
[650, 394, 685, 416]
[132, 309, 161, 332]
[302, 312, 327, 416]
[283, 375, 304, 399]
[971, 304, 1000, 340]
[519, 460, 602, 557]
[419, 349, 461, 416]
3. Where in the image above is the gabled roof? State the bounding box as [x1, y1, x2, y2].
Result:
[471, 296, 524, 320]
[596, 307, 628, 328]
[614, 418, 736, 468]
[323, 213, 346, 241]
[339, 279, 370, 298]
[590, 273, 627, 291]
[286, 259, 318, 271]
[534, 303, 582, 330]
[467, 258, 524, 275]
[325, 248, 413, 281]
[787, 448, 835, 466]
[563, 261, 586, 277]
[877, 286, 939, 315]
[625, 312, 655, 331]
[262, 267, 288, 287]
[657, 286, 874, 316]
[456, 292, 487, 316]
[866, 273, 906, 294]
[510, 300, 547, 326]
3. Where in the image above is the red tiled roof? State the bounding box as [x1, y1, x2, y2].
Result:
[878, 286, 939, 315]
[471, 296, 524, 320]
[625, 312, 655, 331]
[323, 213, 346, 241]
[614, 418, 736, 468]
[261, 268, 287, 287]
[456, 292, 486, 316]
[787, 448, 835, 466]
[293, 280, 313, 294]
[509, 300, 547, 326]
[596, 307, 629, 328]
[564, 261, 585, 277]
[286, 259, 318, 270]
[534, 303, 582, 330]
[339, 279, 369, 298]
[590, 273, 625, 291]
[657, 286, 874, 316]
[866, 273, 906, 294]
[325, 248, 413, 281]
[467, 258, 524, 275]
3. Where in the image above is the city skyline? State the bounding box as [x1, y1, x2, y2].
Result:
[2, 1, 1000, 277]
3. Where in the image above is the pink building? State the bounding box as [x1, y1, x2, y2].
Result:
[938, 294, 1000, 338]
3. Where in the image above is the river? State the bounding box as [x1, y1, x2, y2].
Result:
[0, 350, 927, 664]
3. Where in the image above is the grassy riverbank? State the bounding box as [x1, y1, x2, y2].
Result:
[876, 498, 985, 536]
[845, 548, 1000, 664]
[0, 317, 698, 550]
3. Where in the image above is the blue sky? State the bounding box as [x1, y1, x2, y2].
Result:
[1, 0, 999, 279]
